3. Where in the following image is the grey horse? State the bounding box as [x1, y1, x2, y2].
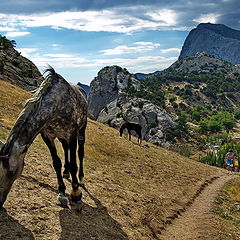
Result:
[0, 67, 88, 207]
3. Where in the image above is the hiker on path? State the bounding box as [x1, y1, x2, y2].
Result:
[225, 149, 234, 174]
[234, 156, 239, 172]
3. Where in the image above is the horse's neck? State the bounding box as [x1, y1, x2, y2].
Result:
[6, 103, 49, 152]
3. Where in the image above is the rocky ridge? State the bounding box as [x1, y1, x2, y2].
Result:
[0, 44, 43, 91]
[88, 66, 140, 119]
[168, 52, 240, 76]
[179, 23, 240, 64]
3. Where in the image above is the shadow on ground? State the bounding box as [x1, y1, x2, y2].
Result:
[0, 208, 34, 240]
[59, 188, 129, 240]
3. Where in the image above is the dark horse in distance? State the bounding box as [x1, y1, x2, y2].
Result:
[0, 66, 87, 207]
[120, 121, 142, 144]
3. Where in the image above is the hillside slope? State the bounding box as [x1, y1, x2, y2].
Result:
[0, 80, 225, 239]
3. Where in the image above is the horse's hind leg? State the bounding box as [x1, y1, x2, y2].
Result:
[69, 133, 82, 202]
[41, 134, 68, 207]
[78, 124, 86, 187]
[59, 138, 70, 179]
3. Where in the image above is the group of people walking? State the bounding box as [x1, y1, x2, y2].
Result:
[225, 149, 239, 173]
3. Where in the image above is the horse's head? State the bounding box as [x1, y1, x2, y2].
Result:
[119, 122, 127, 137]
[0, 142, 25, 207]
[119, 128, 123, 136]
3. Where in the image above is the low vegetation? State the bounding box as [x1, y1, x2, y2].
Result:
[0, 35, 16, 50]
[127, 56, 240, 151]
[213, 178, 240, 239]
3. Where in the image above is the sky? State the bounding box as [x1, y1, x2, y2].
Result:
[0, 0, 239, 85]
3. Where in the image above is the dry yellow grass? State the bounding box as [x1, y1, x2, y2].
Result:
[0, 80, 225, 239]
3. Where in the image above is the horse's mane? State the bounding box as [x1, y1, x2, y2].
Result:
[0, 66, 60, 156]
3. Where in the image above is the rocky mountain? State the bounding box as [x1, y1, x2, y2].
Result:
[134, 71, 160, 80]
[179, 23, 240, 64]
[88, 65, 140, 119]
[168, 52, 240, 76]
[88, 65, 175, 147]
[146, 54, 240, 116]
[0, 35, 43, 91]
[77, 82, 90, 95]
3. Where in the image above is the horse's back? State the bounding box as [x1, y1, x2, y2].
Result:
[41, 78, 87, 140]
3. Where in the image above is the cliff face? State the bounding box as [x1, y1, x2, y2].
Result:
[88, 65, 175, 147]
[179, 23, 240, 64]
[88, 65, 140, 119]
[0, 47, 43, 91]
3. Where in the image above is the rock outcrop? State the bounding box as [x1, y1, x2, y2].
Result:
[88, 65, 175, 147]
[88, 65, 140, 119]
[97, 95, 175, 147]
[0, 46, 43, 91]
[179, 23, 240, 64]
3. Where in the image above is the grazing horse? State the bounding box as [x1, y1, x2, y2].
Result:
[0, 67, 88, 207]
[120, 121, 142, 144]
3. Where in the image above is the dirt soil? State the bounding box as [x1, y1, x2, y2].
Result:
[160, 174, 238, 240]
[0, 80, 239, 240]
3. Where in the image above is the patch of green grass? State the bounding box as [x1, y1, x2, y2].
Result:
[213, 178, 240, 238]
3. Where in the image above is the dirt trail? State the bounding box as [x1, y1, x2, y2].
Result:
[160, 173, 238, 240]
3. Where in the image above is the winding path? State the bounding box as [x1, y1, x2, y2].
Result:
[160, 173, 238, 240]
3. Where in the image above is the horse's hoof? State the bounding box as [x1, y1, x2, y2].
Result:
[57, 193, 69, 207]
[79, 181, 85, 188]
[71, 189, 82, 202]
[79, 177, 85, 187]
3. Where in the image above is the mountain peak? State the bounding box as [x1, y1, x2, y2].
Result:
[179, 23, 240, 64]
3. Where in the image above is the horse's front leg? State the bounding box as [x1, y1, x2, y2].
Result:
[69, 133, 82, 202]
[128, 130, 131, 141]
[41, 134, 68, 207]
[138, 131, 142, 144]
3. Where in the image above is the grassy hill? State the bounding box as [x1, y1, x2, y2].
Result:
[0, 80, 234, 239]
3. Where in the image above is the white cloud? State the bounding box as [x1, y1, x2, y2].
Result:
[135, 41, 160, 46]
[100, 42, 160, 55]
[0, 8, 184, 34]
[16, 48, 38, 57]
[5, 31, 30, 37]
[51, 43, 61, 47]
[44, 53, 74, 58]
[160, 48, 181, 53]
[0, 26, 17, 32]
[193, 13, 220, 24]
[146, 9, 177, 26]
[24, 46, 177, 71]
